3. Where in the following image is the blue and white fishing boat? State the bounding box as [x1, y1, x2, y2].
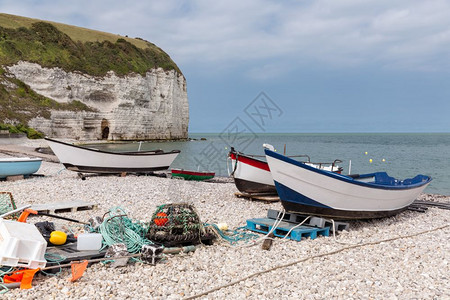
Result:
[264, 145, 432, 219]
[0, 157, 42, 179]
[228, 146, 343, 195]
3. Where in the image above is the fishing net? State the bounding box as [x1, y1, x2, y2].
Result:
[147, 203, 215, 246]
[95, 207, 153, 253]
[0, 192, 16, 216]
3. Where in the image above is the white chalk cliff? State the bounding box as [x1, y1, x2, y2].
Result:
[7, 61, 189, 140]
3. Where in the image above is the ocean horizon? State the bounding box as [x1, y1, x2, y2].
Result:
[91, 132, 450, 196]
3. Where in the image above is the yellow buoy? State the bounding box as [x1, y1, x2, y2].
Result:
[365, 151, 368, 155]
[49, 231, 67, 245]
[382, 158, 386, 162]
[369, 159, 373, 163]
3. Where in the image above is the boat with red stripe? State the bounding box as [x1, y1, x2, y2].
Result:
[228, 147, 276, 194]
[228, 145, 343, 195]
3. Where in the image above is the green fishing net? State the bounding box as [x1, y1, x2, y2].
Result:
[0, 192, 16, 216]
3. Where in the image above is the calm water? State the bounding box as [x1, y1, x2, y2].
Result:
[90, 133, 450, 195]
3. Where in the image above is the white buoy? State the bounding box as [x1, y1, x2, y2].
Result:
[217, 223, 228, 231]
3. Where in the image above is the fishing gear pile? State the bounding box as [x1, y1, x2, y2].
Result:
[92, 207, 153, 253]
[147, 203, 215, 246]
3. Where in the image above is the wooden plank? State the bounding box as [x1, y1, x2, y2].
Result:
[31, 201, 98, 214]
[234, 192, 279, 202]
[6, 175, 24, 181]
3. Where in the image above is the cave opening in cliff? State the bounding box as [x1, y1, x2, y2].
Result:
[101, 119, 110, 140]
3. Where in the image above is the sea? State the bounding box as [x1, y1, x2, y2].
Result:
[90, 133, 450, 196]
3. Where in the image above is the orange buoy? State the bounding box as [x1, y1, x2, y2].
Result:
[154, 212, 168, 226]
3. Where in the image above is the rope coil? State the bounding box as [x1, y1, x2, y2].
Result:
[94, 207, 153, 253]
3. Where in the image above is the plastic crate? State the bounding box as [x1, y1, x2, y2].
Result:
[0, 219, 47, 269]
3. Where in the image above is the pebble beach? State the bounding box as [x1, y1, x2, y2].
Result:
[1, 139, 449, 299]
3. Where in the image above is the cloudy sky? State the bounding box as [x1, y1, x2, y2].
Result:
[2, 0, 450, 133]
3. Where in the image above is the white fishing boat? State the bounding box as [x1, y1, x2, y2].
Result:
[264, 145, 432, 219]
[228, 146, 342, 195]
[0, 157, 42, 179]
[45, 137, 180, 174]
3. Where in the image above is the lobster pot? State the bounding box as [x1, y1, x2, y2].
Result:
[147, 203, 214, 246]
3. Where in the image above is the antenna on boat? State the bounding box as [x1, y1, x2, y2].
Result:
[284, 144, 286, 155]
[138, 141, 142, 152]
[348, 160, 352, 175]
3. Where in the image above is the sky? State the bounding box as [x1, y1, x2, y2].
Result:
[1, 0, 450, 133]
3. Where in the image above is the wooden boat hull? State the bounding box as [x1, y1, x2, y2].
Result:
[228, 148, 342, 195]
[0, 157, 42, 178]
[45, 138, 180, 174]
[171, 169, 215, 181]
[228, 150, 277, 194]
[265, 149, 432, 220]
[233, 177, 277, 194]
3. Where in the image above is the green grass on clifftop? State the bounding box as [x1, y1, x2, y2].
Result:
[0, 13, 181, 76]
[0, 13, 183, 132]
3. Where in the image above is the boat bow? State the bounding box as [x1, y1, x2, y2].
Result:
[264, 148, 431, 219]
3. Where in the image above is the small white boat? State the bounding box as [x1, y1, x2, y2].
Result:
[45, 137, 180, 174]
[0, 157, 42, 179]
[228, 146, 343, 195]
[264, 145, 432, 219]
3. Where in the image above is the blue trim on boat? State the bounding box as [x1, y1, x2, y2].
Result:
[274, 181, 331, 209]
[265, 149, 432, 190]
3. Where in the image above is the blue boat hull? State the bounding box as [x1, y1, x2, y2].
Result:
[0, 158, 42, 179]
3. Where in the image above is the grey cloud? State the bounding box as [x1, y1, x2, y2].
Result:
[2, 0, 450, 73]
